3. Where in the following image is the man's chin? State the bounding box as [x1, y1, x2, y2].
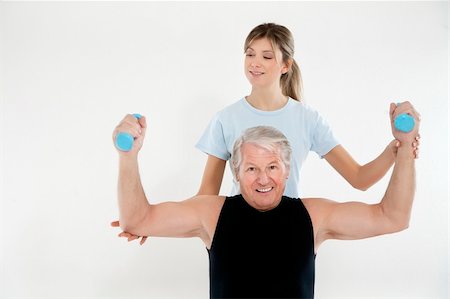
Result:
[252, 194, 282, 211]
[241, 188, 284, 211]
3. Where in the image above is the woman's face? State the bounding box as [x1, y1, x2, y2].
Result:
[244, 37, 289, 89]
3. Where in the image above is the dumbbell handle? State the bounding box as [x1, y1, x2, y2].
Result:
[115, 113, 142, 152]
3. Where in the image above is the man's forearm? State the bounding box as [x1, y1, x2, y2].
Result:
[380, 144, 416, 230]
[118, 155, 150, 231]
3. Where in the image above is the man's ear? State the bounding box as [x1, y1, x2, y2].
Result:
[286, 167, 290, 179]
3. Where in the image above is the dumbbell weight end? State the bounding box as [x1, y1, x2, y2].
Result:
[115, 113, 142, 152]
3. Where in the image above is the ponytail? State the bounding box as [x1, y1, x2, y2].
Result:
[280, 59, 303, 101]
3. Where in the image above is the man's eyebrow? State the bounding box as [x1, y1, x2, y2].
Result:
[243, 159, 280, 166]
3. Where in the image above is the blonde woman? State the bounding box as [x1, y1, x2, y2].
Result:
[196, 23, 409, 197]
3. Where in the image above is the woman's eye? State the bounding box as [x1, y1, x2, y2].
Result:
[269, 165, 277, 170]
[264, 56, 273, 59]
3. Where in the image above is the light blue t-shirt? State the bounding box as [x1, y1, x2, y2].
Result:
[196, 98, 339, 198]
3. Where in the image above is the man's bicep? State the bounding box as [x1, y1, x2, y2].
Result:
[322, 201, 392, 241]
[130, 198, 204, 238]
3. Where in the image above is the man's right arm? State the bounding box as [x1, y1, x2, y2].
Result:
[114, 114, 221, 244]
[117, 154, 149, 235]
[118, 158, 222, 243]
[113, 114, 148, 234]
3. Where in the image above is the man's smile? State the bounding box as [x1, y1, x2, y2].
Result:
[256, 187, 273, 193]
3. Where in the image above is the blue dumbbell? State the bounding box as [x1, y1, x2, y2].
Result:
[115, 113, 142, 151]
[394, 113, 415, 133]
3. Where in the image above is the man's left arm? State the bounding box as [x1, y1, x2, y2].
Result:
[312, 143, 415, 243]
[308, 102, 420, 245]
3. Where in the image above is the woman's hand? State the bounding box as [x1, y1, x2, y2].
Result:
[388, 136, 420, 160]
[111, 220, 148, 245]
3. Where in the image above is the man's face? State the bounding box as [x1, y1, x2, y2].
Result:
[238, 143, 289, 211]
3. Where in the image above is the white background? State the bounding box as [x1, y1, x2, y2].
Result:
[0, 1, 448, 298]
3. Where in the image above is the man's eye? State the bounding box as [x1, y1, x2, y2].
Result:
[246, 54, 254, 57]
[247, 167, 255, 172]
[269, 165, 277, 170]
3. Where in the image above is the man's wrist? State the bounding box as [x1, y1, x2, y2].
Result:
[396, 142, 416, 160]
[119, 153, 139, 165]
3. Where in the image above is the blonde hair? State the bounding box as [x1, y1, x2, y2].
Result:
[231, 126, 292, 180]
[244, 23, 303, 101]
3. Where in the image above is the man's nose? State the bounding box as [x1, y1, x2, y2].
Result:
[257, 171, 270, 185]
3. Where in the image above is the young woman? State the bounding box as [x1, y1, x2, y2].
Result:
[196, 22, 401, 198]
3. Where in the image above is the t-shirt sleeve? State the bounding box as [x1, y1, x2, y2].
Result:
[310, 112, 340, 158]
[195, 113, 230, 161]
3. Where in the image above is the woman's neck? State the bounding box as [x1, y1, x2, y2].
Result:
[246, 88, 288, 111]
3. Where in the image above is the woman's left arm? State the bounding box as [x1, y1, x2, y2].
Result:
[324, 141, 398, 191]
[325, 102, 420, 191]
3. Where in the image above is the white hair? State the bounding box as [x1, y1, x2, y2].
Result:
[230, 126, 292, 180]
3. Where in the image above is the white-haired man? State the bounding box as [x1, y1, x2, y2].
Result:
[112, 103, 420, 298]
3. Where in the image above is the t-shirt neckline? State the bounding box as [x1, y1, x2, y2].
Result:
[242, 97, 294, 115]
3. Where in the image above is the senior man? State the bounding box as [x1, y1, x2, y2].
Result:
[112, 104, 420, 298]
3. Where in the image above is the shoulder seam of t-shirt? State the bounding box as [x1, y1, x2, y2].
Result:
[194, 111, 231, 160]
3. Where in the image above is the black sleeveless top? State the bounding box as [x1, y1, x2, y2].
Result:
[207, 195, 315, 298]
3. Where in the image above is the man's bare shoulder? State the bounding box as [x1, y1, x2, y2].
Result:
[190, 195, 226, 205]
[189, 195, 226, 248]
[301, 197, 337, 221]
[185, 195, 226, 216]
[302, 197, 335, 208]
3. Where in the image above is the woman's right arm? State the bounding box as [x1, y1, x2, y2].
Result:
[197, 154, 227, 195]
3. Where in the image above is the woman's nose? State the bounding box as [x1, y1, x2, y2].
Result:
[249, 56, 262, 68]
[250, 59, 262, 68]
